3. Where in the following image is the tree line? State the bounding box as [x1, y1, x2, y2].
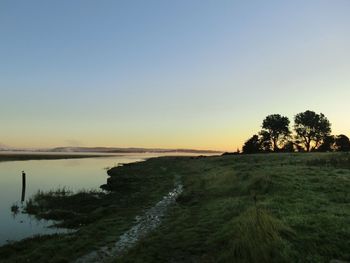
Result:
[242, 110, 350, 154]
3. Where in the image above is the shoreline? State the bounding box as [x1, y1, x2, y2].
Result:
[0, 153, 113, 162]
[0, 151, 220, 163]
[0, 153, 349, 262]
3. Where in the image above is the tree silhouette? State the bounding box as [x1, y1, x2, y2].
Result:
[294, 110, 331, 152]
[335, 134, 350, 152]
[259, 130, 272, 152]
[242, 135, 261, 154]
[261, 114, 290, 152]
[317, 135, 335, 152]
[281, 141, 295, 152]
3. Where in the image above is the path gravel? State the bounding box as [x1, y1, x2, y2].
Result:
[74, 178, 183, 263]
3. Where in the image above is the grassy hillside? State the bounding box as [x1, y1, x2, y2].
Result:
[0, 153, 349, 262]
[114, 153, 350, 263]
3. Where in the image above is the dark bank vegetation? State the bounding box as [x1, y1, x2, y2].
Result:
[242, 110, 350, 154]
[1, 153, 349, 262]
[0, 158, 178, 262]
[24, 188, 107, 228]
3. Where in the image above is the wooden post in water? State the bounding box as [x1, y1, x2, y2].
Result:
[21, 171, 26, 203]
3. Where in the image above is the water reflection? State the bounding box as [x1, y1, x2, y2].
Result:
[10, 204, 20, 217]
[0, 154, 148, 246]
[0, 152, 202, 246]
[21, 171, 26, 203]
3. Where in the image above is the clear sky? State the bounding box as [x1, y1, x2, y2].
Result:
[1, 0, 349, 151]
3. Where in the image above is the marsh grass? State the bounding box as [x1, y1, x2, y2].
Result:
[0, 157, 178, 262]
[307, 152, 350, 169]
[214, 207, 295, 263]
[116, 153, 350, 263]
[24, 187, 106, 227]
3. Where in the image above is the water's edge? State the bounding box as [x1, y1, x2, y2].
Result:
[74, 176, 183, 263]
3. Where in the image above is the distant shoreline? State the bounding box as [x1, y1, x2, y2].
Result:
[0, 151, 220, 162]
[0, 146, 222, 155]
[0, 152, 111, 162]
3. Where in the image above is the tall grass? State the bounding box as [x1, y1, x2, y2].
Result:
[25, 187, 105, 226]
[307, 152, 350, 169]
[25, 187, 73, 214]
[116, 153, 350, 262]
[219, 208, 295, 263]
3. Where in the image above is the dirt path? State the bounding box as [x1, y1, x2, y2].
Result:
[74, 178, 183, 263]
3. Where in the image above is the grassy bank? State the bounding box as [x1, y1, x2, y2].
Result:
[0, 158, 178, 262]
[0, 153, 349, 262]
[114, 153, 350, 263]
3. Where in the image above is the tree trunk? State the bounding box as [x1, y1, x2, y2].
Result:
[306, 140, 311, 152]
[273, 138, 278, 152]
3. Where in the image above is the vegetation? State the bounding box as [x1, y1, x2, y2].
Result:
[294, 110, 331, 152]
[0, 157, 178, 262]
[0, 153, 349, 262]
[114, 153, 350, 263]
[242, 110, 348, 154]
[24, 188, 106, 228]
[335, 135, 350, 152]
[317, 134, 350, 152]
[242, 134, 262, 154]
[261, 114, 290, 152]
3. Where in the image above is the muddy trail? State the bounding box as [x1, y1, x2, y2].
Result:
[74, 178, 183, 263]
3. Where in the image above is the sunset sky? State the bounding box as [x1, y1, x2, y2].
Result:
[1, 1, 349, 151]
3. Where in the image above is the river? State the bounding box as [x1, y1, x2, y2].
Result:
[0, 152, 199, 246]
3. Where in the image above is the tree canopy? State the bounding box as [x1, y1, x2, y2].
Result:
[261, 114, 290, 152]
[335, 134, 350, 152]
[242, 134, 261, 154]
[294, 110, 331, 152]
[240, 110, 346, 154]
[317, 135, 335, 152]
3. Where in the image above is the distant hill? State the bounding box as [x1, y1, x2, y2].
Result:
[48, 147, 221, 154]
[0, 143, 10, 151]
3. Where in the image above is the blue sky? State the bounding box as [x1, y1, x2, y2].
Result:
[1, 1, 349, 150]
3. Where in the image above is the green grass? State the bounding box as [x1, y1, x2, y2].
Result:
[1, 153, 349, 262]
[115, 153, 350, 263]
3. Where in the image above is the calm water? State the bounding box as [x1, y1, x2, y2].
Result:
[0, 153, 193, 246]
